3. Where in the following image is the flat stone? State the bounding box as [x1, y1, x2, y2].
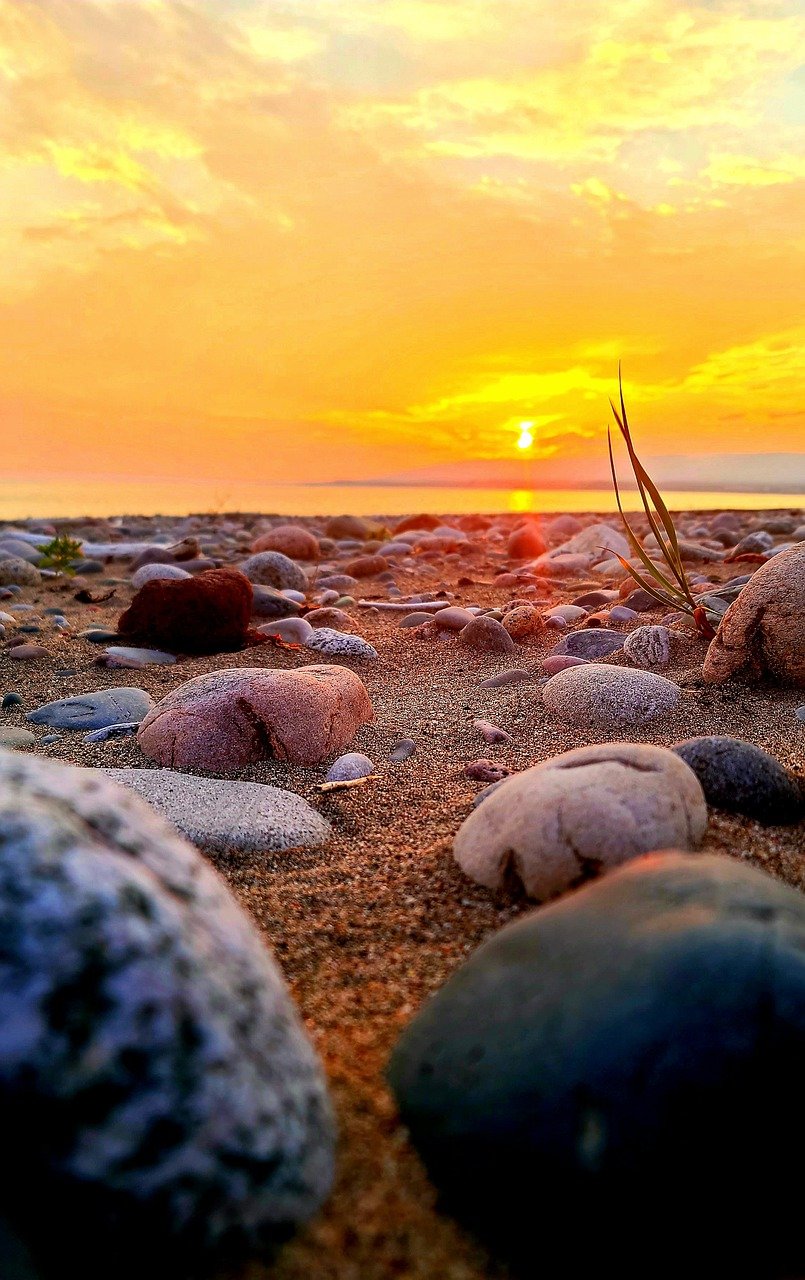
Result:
[552, 628, 624, 660]
[454, 742, 706, 899]
[542, 663, 681, 728]
[0, 749, 334, 1267]
[673, 736, 804, 825]
[27, 687, 155, 730]
[479, 669, 532, 689]
[9, 644, 49, 661]
[433, 607, 475, 631]
[95, 767, 332, 852]
[0, 727, 36, 748]
[104, 646, 177, 665]
[304, 628, 378, 660]
[388, 853, 805, 1275]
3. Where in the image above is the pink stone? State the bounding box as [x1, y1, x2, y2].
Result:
[251, 525, 320, 560]
[9, 643, 50, 661]
[541, 655, 589, 675]
[137, 665, 373, 770]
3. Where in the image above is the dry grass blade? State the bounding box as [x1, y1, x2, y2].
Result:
[607, 429, 688, 604]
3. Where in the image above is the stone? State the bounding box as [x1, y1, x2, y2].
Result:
[8, 644, 49, 661]
[83, 723, 140, 743]
[552, 628, 624, 660]
[623, 624, 672, 669]
[0, 727, 36, 748]
[464, 759, 512, 783]
[251, 585, 303, 619]
[304, 628, 378, 660]
[459, 617, 516, 654]
[104, 646, 177, 666]
[624, 587, 659, 611]
[28, 688, 154, 730]
[453, 743, 706, 898]
[118, 568, 253, 654]
[507, 524, 547, 559]
[326, 752, 374, 782]
[95, 768, 332, 852]
[240, 551, 307, 592]
[257, 617, 314, 644]
[250, 525, 320, 560]
[387, 853, 805, 1276]
[0, 749, 333, 1268]
[547, 604, 587, 623]
[342, 554, 389, 578]
[394, 514, 441, 534]
[0, 558, 41, 587]
[541, 655, 588, 675]
[432, 607, 474, 631]
[130, 562, 192, 590]
[703, 543, 805, 686]
[306, 607, 353, 630]
[501, 606, 544, 642]
[673, 736, 804, 825]
[389, 739, 416, 762]
[554, 522, 630, 562]
[474, 719, 513, 745]
[479, 670, 532, 689]
[2, 692, 23, 710]
[129, 536, 202, 572]
[138, 666, 373, 770]
[542, 664, 681, 728]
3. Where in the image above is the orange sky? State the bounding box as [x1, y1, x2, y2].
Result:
[1, 0, 804, 487]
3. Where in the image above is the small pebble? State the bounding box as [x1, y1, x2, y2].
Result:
[474, 719, 513, 745]
[479, 669, 532, 689]
[2, 692, 23, 710]
[83, 723, 142, 743]
[326, 752, 374, 782]
[9, 644, 49, 661]
[389, 739, 416, 762]
[464, 759, 512, 783]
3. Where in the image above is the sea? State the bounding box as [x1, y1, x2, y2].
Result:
[0, 479, 802, 522]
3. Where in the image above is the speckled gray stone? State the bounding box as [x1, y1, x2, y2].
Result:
[240, 552, 307, 593]
[623, 624, 672, 669]
[0, 558, 40, 587]
[95, 768, 332, 852]
[542, 663, 681, 728]
[130, 563, 192, 589]
[304, 628, 378, 660]
[27, 687, 155, 730]
[552, 628, 624, 660]
[0, 750, 334, 1267]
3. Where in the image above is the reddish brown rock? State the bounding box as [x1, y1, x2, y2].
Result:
[9, 643, 50, 661]
[251, 525, 320, 560]
[703, 543, 805, 687]
[508, 522, 547, 559]
[343, 554, 389, 578]
[118, 568, 253, 654]
[325, 515, 370, 540]
[394, 514, 441, 534]
[502, 605, 545, 642]
[459, 617, 516, 654]
[137, 665, 373, 769]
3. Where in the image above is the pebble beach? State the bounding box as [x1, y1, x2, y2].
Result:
[1, 506, 804, 1279]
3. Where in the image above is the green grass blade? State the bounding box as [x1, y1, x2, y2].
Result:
[607, 429, 688, 601]
[612, 554, 693, 614]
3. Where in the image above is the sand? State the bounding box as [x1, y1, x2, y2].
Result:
[1, 509, 804, 1279]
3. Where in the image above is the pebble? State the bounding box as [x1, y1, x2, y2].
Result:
[130, 562, 192, 589]
[304, 628, 378, 660]
[138, 665, 373, 769]
[0, 749, 334, 1263]
[464, 759, 512, 783]
[501, 606, 544, 642]
[454, 743, 706, 898]
[624, 587, 659, 611]
[82, 722, 141, 743]
[0, 558, 41, 586]
[388, 853, 805, 1276]
[609, 605, 638, 622]
[541, 654, 588, 675]
[0, 727, 36, 748]
[27, 688, 155, 730]
[255, 616, 313, 644]
[572, 590, 617, 608]
[251, 584, 303, 618]
[389, 739, 416, 762]
[305, 607, 353, 630]
[9, 644, 49, 661]
[459, 617, 516, 654]
[622, 624, 672, 669]
[250, 524, 320, 561]
[432, 607, 475, 631]
[78, 627, 121, 643]
[479, 669, 532, 689]
[552, 628, 625, 660]
[474, 719, 513, 745]
[103, 645, 177, 665]
[673, 736, 804, 825]
[326, 752, 374, 782]
[2, 692, 23, 710]
[542, 663, 681, 728]
[97, 766, 333, 851]
[399, 612, 435, 628]
[796, 706, 805, 722]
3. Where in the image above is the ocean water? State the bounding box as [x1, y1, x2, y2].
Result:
[0, 479, 802, 521]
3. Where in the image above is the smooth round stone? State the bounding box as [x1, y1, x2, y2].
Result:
[609, 605, 638, 623]
[623, 625, 672, 669]
[130, 562, 191, 590]
[399, 612, 434, 628]
[78, 628, 120, 644]
[258, 617, 314, 644]
[317, 589, 340, 605]
[250, 585, 303, 619]
[240, 551, 307, 593]
[432, 607, 475, 631]
[389, 739, 416, 762]
[703, 543, 805, 686]
[0, 749, 334, 1267]
[673, 736, 804, 825]
[281, 589, 306, 603]
[453, 743, 706, 898]
[624, 587, 659, 612]
[95, 767, 332, 852]
[304, 628, 378, 660]
[552, 628, 625, 660]
[572, 590, 618, 608]
[797, 705, 805, 722]
[27, 688, 155, 730]
[0, 727, 36, 748]
[335, 595, 356, 608]
[459, 617, 516, 654]
[388, 853, 805, 1276]
[317, 575, 359, 593]
[9, 644, 49, 661]
[542, 664, 681, 728]
[479, 669, 532, 689]
[325, 752, 374, 782]
[2, 692, 23, 710]
[0, 558, 41, 587]
[305, 607, 352, 630]
[501, 606, 544, 642]
[545, 615, 568, 631]
[104, 646, 177, 666]
[541, 654, 588, 675]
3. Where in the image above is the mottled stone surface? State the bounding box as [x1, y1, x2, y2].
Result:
[118, 568, 253, 654]
[240, 552, 307, 593]
[543, 663, 681, 728]
[703, 543, 805, 686]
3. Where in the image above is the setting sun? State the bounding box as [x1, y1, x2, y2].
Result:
[517, 423, 535, 451]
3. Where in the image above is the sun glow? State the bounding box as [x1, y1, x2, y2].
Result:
[516, 421, 535, 450]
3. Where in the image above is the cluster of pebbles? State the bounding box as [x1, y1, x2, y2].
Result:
[0, 506, 803, 1278]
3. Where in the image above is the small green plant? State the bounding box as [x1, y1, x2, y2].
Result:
[38, 534, 83, 575]
[607, 369, 715, 639]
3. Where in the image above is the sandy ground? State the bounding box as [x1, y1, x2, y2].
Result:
[1, 510, 803, 1279]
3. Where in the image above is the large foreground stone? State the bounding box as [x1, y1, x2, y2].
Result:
[703, 542, 805, 686]
[454, 743, 706, 899]
[138, 666, 373, 769]
[0, 750, 334, 1273]
[389, 853, 805, 1277]
[95, 769, 332, 852]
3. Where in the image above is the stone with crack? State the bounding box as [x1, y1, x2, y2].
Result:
[137, 665, 373, 769]
[0, 748, 334, 1271]
[702, 542, 805, 687]
[453, 742, 706, 899]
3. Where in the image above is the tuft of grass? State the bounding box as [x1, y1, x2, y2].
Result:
[38, 534, 83, 575]
[607, 367, 715, 639]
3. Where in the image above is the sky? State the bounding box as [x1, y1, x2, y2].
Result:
[1, 0, 804, 490]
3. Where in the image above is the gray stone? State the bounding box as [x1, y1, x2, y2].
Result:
[257, 617, 314, 644]
[479, 669, 532, 689]
[104, 646, 177, 666]
[130, 562, 191, 589]
[240, 551, 307, 592]
[0, 727, 36, 748]
[454, 742, 706, 898]
[83, 723, 140, 743]
[542, 663, 681, 728]
[0, 558, 40, 587]
[27, 687, 155, 730]
[251, 585, 303, 619]
[0, 750, 334, 1266]
[389, 739, 416, 762]
[304, 628, 378, 660]
[672, 736, 804, 825]
[325, 753, 374, 782]
[388, 853, 805, 1276]
[0, 539, 42, 565]
[552, 628, 624, 660]
[96, 767, 332, 851]
[623, 624, 672, 668]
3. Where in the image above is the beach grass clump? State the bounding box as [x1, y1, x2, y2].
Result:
[607, 369, 715, 639]
[37, 534, 83, 575]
